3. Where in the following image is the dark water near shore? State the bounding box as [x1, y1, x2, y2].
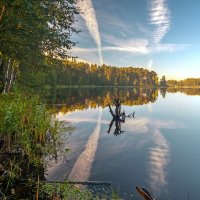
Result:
[46, 87, 200, 200]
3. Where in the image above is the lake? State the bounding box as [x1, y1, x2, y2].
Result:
[46, 87, 200, 200]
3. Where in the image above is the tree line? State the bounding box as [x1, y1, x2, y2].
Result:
[167, 78, 200, 87]
[45, 60, 159, 87]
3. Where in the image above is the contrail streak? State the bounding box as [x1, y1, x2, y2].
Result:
[77, 0, 103, 65]
[68, 109, 102, 182]
[147, 59, 153, 70]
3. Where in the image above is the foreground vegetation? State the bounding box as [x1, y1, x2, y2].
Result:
[0, 92, 63, 197]
[0, 91, 121, 199]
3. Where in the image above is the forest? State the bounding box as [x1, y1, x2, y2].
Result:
[167, 78, 200, 87]
[17, 59, 160, 90]
[46, 60, 159, 87]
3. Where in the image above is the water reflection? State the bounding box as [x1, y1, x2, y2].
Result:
[46, 87, 158, 113]
[107, 98, 135, 136]
[160, 87, 167, 98]
[167, 87, 200, 96]
[47, 87, 200, 113]
[46, 87, 200, 115]
[148, 129, 169, 196]
[45, 87, 200, 199]
[107, 118, 125, 136]
[68, 109, 102, 182]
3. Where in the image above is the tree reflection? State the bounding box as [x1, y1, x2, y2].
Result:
[160, 87, 167, 98]
[107, 98, 135, 136]
[46, 87, 158, 114]
[107, 118, 125, 136]
[167, 87, 200, 96]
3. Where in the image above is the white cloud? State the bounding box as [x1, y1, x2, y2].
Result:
[73, 42, 188, 55]
[103, 37, 150, 54]
[152, 43, 190, 53]
[125, 117, 186, 134]
[103, 46, 149, 54]
[72, 0, 190, 64]
[73, 37, 150, 55]
[149, 0, 171, 43]
[77, 0, 103, 65]
[72, 47, 97, 53]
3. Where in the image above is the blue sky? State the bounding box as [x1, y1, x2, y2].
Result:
[72, 0, 200, 80]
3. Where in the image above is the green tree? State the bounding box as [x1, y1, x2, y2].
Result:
[0, 0, 79, 92]
[45, 60, 159, 87]
[160, 75, 167, 87]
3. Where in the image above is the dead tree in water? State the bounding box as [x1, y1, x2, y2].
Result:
[107, 98, 135, 136]
[107, 118, 125, 136]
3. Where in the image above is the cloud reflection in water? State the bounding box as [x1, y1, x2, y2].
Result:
[148, 129, 170, 196]
[68, 109, 102, 182]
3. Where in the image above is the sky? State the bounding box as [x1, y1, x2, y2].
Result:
[71, 0, 200, 80]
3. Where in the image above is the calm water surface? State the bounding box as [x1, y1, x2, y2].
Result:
[46, 87, 200, 200]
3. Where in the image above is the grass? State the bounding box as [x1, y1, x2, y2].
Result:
[0, 91, 68, 196]
[40, 182, 121, 200]
[0, 91, 121, 199]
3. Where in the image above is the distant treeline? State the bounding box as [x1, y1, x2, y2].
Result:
[45, 60, 159, 87]
[19, 59, 200, 90]
[167, 78, 200, 87]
